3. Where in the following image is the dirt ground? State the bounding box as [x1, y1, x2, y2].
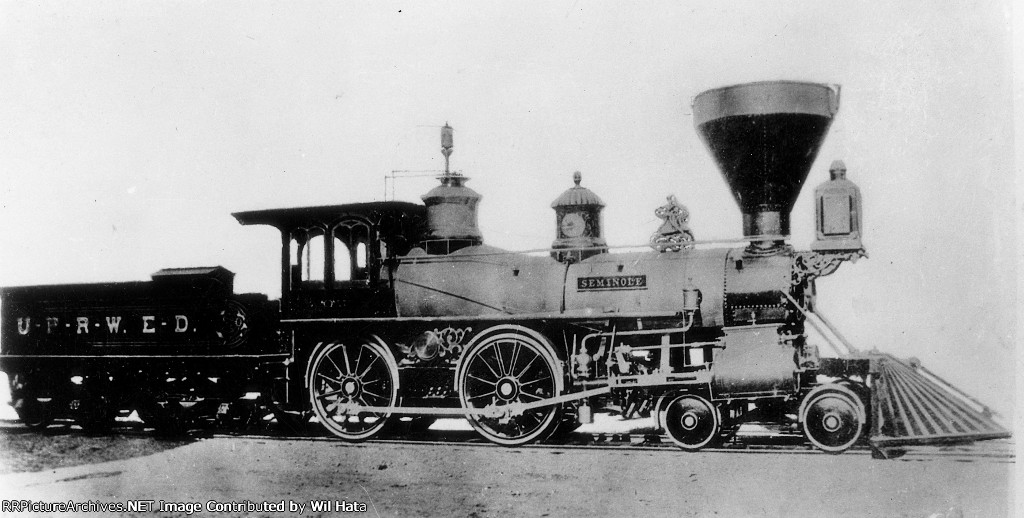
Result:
[0, 424, 192, 475]
[0, 426, 1014, 518]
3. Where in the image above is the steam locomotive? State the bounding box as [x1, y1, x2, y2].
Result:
[1, 81, 1008, 454]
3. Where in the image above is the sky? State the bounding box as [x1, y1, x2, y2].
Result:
[0, 1, 1017, 420]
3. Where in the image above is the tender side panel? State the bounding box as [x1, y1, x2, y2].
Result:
[1, 280, 281, 359]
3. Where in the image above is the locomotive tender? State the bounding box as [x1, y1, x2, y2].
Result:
[1, 81, 1008, 454]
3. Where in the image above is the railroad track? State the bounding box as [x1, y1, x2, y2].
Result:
[2, 419, 1014, 462]
[229, 432, 1016, 462]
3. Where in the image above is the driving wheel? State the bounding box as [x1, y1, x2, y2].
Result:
[457, 328, 562, 446]
[308, 337, 399, 441]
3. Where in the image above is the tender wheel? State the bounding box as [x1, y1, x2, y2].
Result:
[76, 395, 115, 435]
[13, 397, 53, 430]
[139, 400, 191, 437]
[307, 337, 399, 441]
[457, 328, 563, 446]
[799, 384, 866, 454]
[9, 373, 53, 430]
[663, 394, 721, 451]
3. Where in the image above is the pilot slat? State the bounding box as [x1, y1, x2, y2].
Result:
[870, 354, 1010, 447]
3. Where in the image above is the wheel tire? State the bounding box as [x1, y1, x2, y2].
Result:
[799, 384, 867, 454]
[548, 406, 583, 440]
[10, 373, 54, 430]
[663, 394, 721, 451]
[552, 414, 583, 437]
[457, 328, 563, 446]
[13, 397, 52, 430]
[307, 337, 399, 442]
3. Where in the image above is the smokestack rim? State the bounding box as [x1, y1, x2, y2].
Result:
[692, 80, 840, 127]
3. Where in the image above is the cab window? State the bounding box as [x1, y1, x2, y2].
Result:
[334, 238, 352, 282]
[302, 234, 326, 282]
[333, 221, 372, 285]
[290, 228, 326, 288]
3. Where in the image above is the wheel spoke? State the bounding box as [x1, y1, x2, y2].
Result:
[467, 373, 498, 386]
[317, 372, 343, 385]
[515, 351, 540, 379]
[353, 344, 365, 375]
[341, 345, 353, 375]
[361, 388, 386, 401]
[493, 342, 507, 376]
[325, 397, 342, 413]
[520, 410, 542, 427]
[520, 375, 551, 388]
[467, 391, 496, 401]
[518, 392, 543, 401]
[508, 341, 522, 376]
[356, 396, 381, 415]
[325, 353, 345, 378]
[317, 388, 347, 399]
[474, 354, 502, 381]
[359, 355, 379, 378]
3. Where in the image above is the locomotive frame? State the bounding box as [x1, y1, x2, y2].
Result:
[229, 197, 871, 451]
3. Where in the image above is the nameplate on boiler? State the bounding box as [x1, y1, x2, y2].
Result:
[577, 275, 648, 291]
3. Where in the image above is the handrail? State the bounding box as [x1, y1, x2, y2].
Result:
[395, 235, 791, 263]
[782, 291, 857, 357]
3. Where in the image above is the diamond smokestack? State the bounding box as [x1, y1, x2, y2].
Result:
[693, 81, 840, 248]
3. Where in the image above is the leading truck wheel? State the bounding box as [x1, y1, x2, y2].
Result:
[307, 338, 399, 442]
[799, 384, 866, 454]
[457, 329, 563, 446]
[663, 394, 721, 451]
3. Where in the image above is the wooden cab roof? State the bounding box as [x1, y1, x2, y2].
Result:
[232, 201, 426, 231]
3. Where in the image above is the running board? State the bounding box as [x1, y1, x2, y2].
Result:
[867, 353, 1010, 448]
